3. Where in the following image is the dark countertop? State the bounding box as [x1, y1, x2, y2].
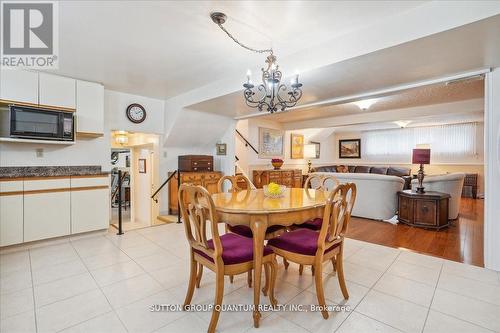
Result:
[0, 166, 109, 179]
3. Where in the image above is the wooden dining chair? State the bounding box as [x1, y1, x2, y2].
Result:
[216, 174, 286, 286]
[179, 184, 278, 333]
[268, 183, 356, 319]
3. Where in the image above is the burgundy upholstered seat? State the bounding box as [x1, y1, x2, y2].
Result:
[296, 218, 323, 231]
[267, 229, 339, 256]
[193, 233, 273, 265]
[228, 224, 284, 238]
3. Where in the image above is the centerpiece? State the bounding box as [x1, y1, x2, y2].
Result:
[263, 182, 286, 198]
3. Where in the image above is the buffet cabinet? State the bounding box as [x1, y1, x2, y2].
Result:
[0, 175, 109, 247]
[168, 171, 222, 214]
[252, 169, 302, 189]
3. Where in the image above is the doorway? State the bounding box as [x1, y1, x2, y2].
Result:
[110, 131, 163, 231]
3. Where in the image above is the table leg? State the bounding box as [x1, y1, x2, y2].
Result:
[250, 216, 266, 328]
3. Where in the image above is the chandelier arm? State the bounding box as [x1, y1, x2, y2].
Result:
[216, 23, 273, 55]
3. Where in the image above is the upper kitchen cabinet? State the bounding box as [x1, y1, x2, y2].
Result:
[76, 80, 104, 135]
[0, 69, 39, 105]
[39, 73, 76, 110]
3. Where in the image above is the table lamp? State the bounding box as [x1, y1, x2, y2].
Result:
[304, 144, 317, 173]
[412, 144, 431, 193]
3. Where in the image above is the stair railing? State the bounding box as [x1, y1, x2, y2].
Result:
[236, 129, 258, 154]
[151, 169, 182, 223]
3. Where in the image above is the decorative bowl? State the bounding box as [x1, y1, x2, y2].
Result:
[263, 184, 286, 198]
[271, 160, 284, 170]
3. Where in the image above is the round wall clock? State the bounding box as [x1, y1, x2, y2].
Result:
[126, 103, 146, 123]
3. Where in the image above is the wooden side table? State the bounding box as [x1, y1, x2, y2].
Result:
[398, 190, 451, 229]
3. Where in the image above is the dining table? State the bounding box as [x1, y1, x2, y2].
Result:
[211, 187, 329, 328]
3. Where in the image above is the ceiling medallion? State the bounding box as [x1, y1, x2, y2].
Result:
[211, 12, 303, 114]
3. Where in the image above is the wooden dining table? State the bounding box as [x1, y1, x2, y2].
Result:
[211, 187, 329, 328]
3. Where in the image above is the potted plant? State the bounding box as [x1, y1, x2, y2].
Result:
[271, 158, 284, 170]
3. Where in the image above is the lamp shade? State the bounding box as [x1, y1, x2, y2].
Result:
[304, 144, 316, 159]
[412, 148, 431, 164]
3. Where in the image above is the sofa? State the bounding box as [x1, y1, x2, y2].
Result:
[311, 165, 412, 189]
[311, 172, 405, 220]
[411, 173, 465, 220]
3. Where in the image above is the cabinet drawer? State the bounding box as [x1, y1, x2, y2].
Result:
[182, 174, 203, 182]
[24, 178, 70, 191]
[71, 176, 109, 188]
[0, 180, 23, 193]
[281, 171, 293, 178]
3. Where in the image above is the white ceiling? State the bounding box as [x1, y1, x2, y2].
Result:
[189, 13, 500, 118]
[52, 1, 426, 98]
[259, 78, 484, 123]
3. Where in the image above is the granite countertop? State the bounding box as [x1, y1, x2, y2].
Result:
[0, 166, 109, 179]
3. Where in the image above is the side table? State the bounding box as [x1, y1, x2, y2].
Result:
[398, 190, 450, 229]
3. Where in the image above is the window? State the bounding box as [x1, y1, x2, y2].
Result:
[362, 122, 482, 163]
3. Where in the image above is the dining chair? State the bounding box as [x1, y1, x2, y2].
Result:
[179, 184, 278, 333]
[217, 174, 286, 286]
[267, 183, 357, 319]
[285, 174, 341, 274]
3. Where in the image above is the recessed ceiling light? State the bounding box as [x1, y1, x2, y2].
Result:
[353, 98, 378, 110]
[394, 120, 412, 128]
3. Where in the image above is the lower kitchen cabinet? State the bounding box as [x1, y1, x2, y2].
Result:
[0, 181, 24, 247]
[70, 176, 109, 234]
[24, 191, 71, 242]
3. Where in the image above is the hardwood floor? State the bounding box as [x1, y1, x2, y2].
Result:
[346, 198, 484, 267]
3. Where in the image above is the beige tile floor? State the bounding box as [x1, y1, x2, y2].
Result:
[1, 223, 499, 333]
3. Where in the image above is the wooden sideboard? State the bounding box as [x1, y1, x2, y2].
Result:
[168, 171, 222, 214]
[398, 190, 450, 229]
[252, 169, 302, 189]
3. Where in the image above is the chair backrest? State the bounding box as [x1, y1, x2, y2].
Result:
[217, 174, 253, 193]
[317, 183, 357, 253]
[305, 174, 340, 191]
[178, 184, 223, 264]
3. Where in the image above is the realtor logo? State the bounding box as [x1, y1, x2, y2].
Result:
[1, 1, 58, 68]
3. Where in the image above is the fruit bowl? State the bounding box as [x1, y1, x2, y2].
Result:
[263, 183, 286, 198]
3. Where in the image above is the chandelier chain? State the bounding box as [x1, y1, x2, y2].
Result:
[216, 23, 273, 55]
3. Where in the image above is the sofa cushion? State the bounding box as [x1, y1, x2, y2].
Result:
[313, 166, 336, 173]
[193, 233, 273, 265]
[267, 229, 339, 256]
[348, 166, 356, 173]
[370, 166, 388, 175]
[336, 165, 349, 173]
[354, 166, 371, 173]
[387, 167, 411, 177]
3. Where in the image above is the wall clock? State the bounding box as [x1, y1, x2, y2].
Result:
[126, 103, 146, 123]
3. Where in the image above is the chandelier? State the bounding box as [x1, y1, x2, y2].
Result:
[211, 12, 303, 113]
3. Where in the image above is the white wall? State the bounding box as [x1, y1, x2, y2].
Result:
[484, 69, 500, 271]
[238, 118, 336, 174]
[132, 147, 152, 225]
[105, 90, 165, 134]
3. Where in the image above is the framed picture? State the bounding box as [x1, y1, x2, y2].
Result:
[216, 143, 227, 155]
[339, 139, 361, 158]
[311, 141, 320, 159]
[290, 133, 304, 159]
[138, 158, 146, 173]
[258, 127, 284, 158]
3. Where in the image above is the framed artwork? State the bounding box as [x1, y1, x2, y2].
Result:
[258, 127, 284, 158]
[311, 141, 320, 159]
[290, 133, 304, 159]
[216, 143, 227, 155]
[138, 158, 146, 173]
[339, 139, 361, 158]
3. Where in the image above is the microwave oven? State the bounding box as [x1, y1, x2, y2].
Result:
[9, 105, 74, 141]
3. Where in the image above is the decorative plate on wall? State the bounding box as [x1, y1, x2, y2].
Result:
[126, 103, 146, 123]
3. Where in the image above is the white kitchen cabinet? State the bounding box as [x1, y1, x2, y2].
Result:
[0, 181, 24, 246]
[39, 73, 76, 109]
[76, 80, 104, 135]
[0, 69, 39, 105]
[23, 178, 71, 242]
[70, 176, 109, 233]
